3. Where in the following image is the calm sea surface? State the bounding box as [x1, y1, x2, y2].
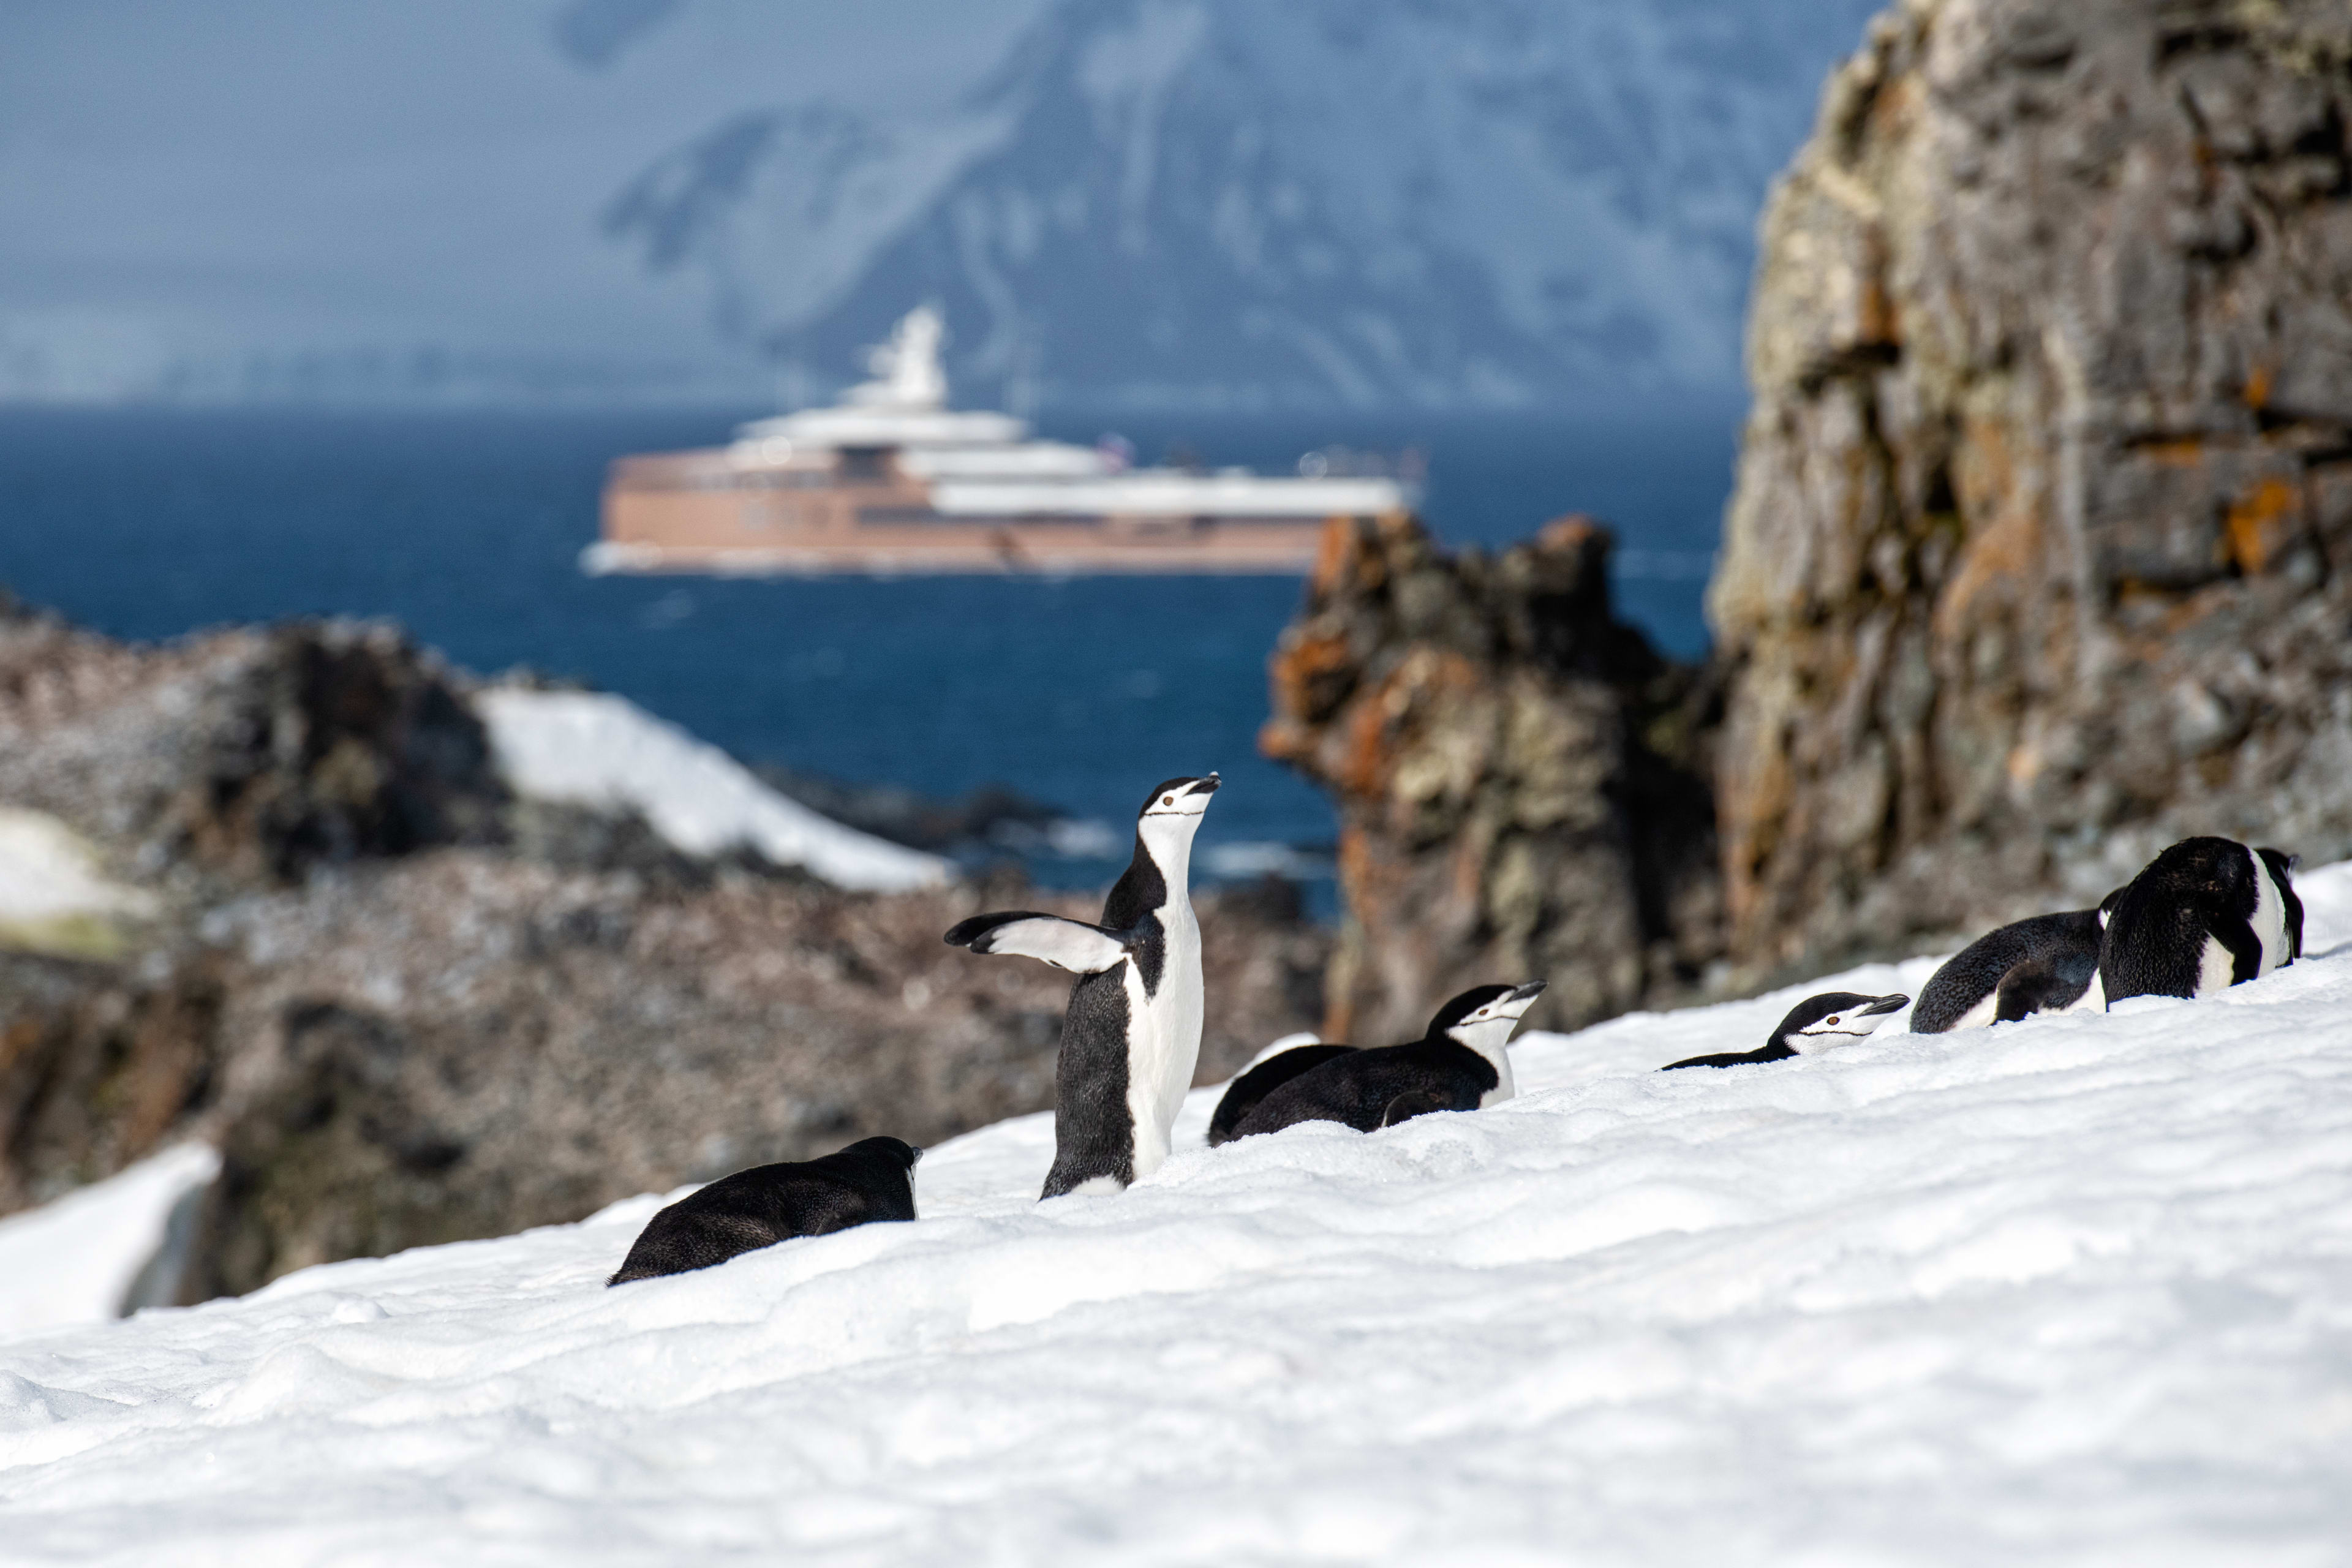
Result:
[0, 405, 1736, 889]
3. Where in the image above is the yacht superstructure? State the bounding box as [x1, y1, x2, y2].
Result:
[587, 308, 1413, 576]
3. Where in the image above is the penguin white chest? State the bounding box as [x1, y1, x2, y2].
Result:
[1478, 1053, 1516, 1108]
[1121, 902, 1204, 1181]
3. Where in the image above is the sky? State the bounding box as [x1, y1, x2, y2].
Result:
[0, 0, 1052, 400]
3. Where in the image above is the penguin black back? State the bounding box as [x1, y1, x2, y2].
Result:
[2100, 837, 2302, 1004]
[608, 1136, 920, 1286]
[1913, 910, 2104, 1033]
[1660, 992, 1907, 1070]
[1207, 1044, 1359, 1147]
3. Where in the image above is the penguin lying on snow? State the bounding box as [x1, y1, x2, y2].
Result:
[1660, 992, 1908, 1070]
[2100, 837, 2301, 1005]
[946, 774, 1218, 1199]
[1912, 909, 2107, 1033]
[608, 1136, 920, 1286]
[1206, 1039, 1358, 1147]
[1217, 981, 1547, 1142]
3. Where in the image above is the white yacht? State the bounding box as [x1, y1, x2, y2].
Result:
[587, 307, 1414, 576]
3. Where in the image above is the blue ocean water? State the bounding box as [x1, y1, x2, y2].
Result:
[0, 405, 1736, 889]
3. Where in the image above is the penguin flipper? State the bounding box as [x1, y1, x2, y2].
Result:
[1660, 1042, 1797, 1071]
[2212, 916, 2266, 986]
[944, 911, 1131, 974]
[1381, 1090, 1458, 1127]
[1991, 954, 2095, 1023]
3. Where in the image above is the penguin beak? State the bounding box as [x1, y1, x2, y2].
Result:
[1506, 979, 1548, 1009]
[1860, 994, 1908, 1017]
[1186, 774, 1221, 796]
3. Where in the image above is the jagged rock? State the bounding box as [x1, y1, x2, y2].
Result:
[0, 605, 507, 896]
[1261, 514, 1720, 1042]
[0, 951, 225, 1213]
[1713, 0, 2352, 972]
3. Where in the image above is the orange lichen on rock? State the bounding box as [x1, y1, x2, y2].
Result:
[2226, 477, 2301, 575]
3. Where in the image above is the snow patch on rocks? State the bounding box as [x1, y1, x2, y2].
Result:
[0, 806, 158, 957]
[477, 688, 948, 892]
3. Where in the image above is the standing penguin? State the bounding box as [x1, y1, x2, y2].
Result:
[1660, 992, 1908, 1070]
[2099, 837, 2302, 1005]
[1221, 981, 1547, 1141]
[1912, 909, 2108, 1033]
[946, 774, 1218, 1198]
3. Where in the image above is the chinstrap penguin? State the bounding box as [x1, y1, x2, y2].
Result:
[1660, 992, 1908, 1070]
[607, 1136, 920, 1286]
[1223, 981, 1546, 1140]
[1912, 908, 2107, 1033]
[2098, 837, 2301, 1005]
[1207, 1039, 1358, 1147]
[945, 774, 1218, 1199]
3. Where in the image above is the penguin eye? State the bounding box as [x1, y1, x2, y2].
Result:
[1161, 794, 1174, 806]
[1825, 1016, 1841, 1026]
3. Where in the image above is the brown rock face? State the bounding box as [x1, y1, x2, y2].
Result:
[1714, 0, 2352, 970]
[1262, 514, 1720, 1042]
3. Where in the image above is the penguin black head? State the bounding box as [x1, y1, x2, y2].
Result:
[1768, 992, 1907, 1054]
[1136, 774, 1219, 861]
[1427, 980, 1547, 1052]
[1139, 774, 1221, 818]
[842, 1136, 923, 1170]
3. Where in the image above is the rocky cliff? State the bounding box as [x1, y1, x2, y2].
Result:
[1712, 0, 2352, 970]
[1262, 515, 1721, 1042]
[0, 605, 1325, 1300]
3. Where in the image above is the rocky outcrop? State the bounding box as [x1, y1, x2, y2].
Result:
[0, 607, 1328, 1298]
[1262, 514, 1720, 1042]
[0, 606, 507, 896]
[1713, 0, 2352, 971]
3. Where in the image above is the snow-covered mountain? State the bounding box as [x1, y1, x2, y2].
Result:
[4, 862, 2348, 1560]
[0, 0, 1875, 409]
[608, 0, 1885, 411]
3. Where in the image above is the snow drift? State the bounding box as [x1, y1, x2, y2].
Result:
[477, 687, 948, 892]
[1, 865, 2348, 1562]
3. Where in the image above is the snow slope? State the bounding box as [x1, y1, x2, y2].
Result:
[0, 1147, 218, 1340]
[477, 687, 948, 892]
[2, 867, 2348, 1563]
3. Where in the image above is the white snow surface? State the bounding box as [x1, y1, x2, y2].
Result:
[4, 866, 2351, 1563]
[475, 687, 947, 892]
[0, 1146, 218, 1339]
